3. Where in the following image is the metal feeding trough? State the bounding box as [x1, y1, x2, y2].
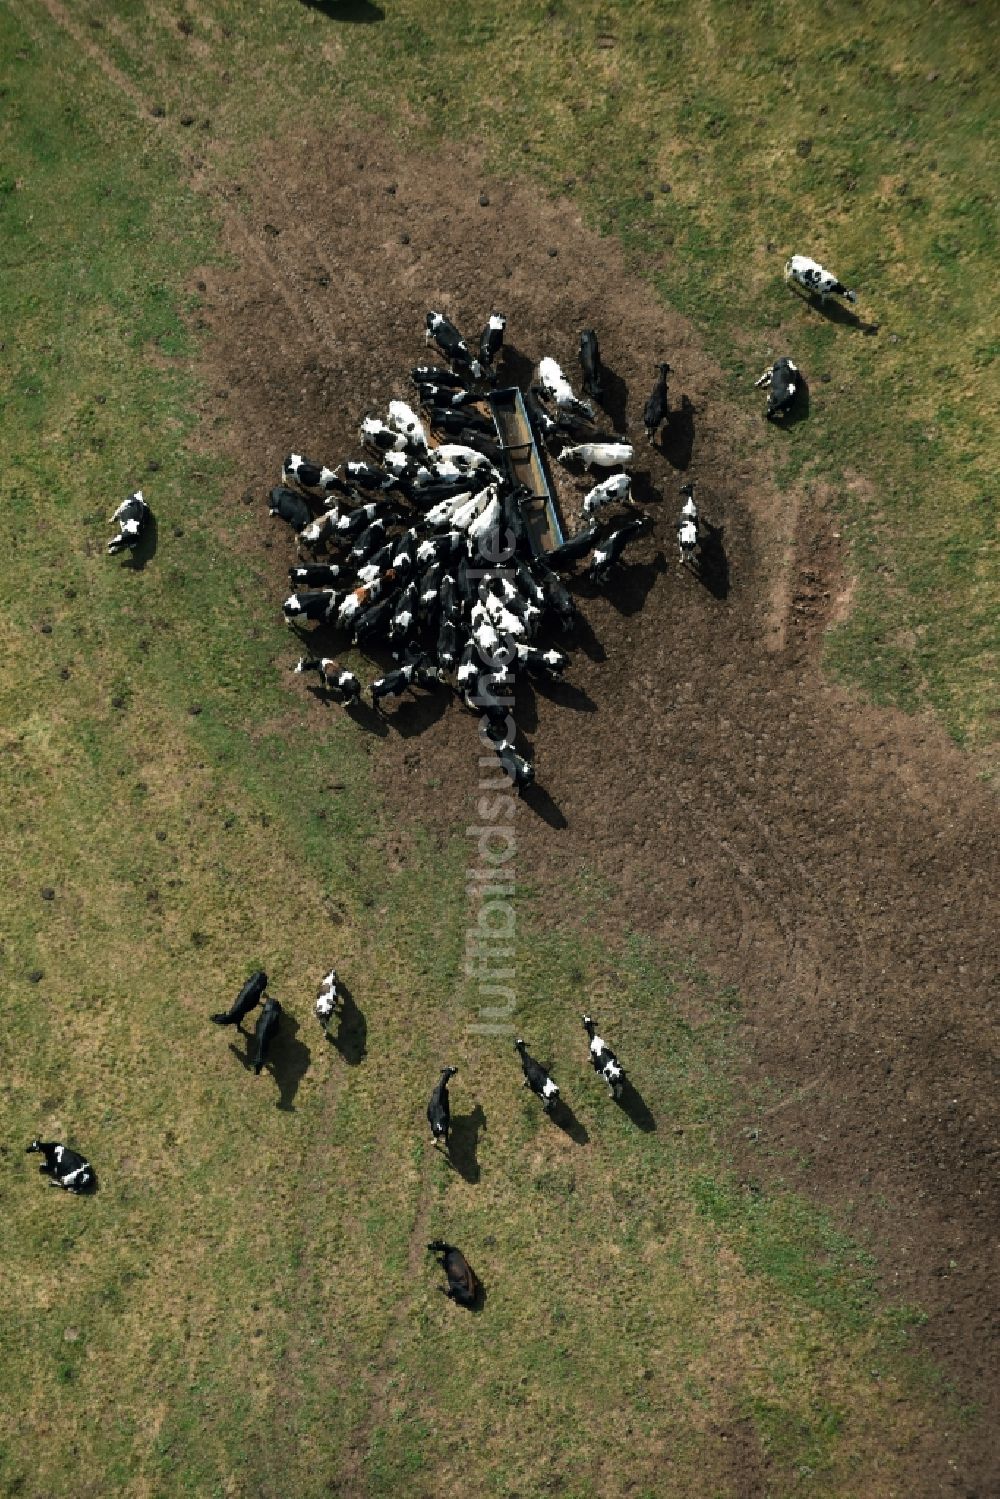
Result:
[489, 386, 566, 559]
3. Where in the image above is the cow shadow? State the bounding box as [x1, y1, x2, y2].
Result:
[617, 1079, 657, 1132]
[594, 362, 629, 434]
[569, 610, 608, 663]
[389, 688, 450, 738]
[513, 677, 539, 734]
[300, 0, 384, 21]
[530, 675, 597, 713]
[326, 980, 367, 1066]
[230, 1013, 311, 1111]
[496, 342, 535, 392]
[768, 373, 810, 430]
[447, 1104, 487, 1184]
[550, 1098, 589, 1145]
[696, 522, 730, 600]
[122, 512, 158, 570]
[793, 290, 879, 335]
[660, 395, 696, 470]
[344, 699, 390, 738]
[523, 780, 568, 829]
[600, 551, 669, 616]
[630, 467, 661, 508]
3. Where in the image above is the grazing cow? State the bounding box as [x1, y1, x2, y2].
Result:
[427, 1240, 480, 1307]
[515, 644, 569, 678]
[588, 514, 652, 583]
[538, 565, 577, 629]
[642, 362, 671, 444]
[523, 384, 559, 441]
[251, 996, 281, 1075]
[348, 518, 389, 566]
[314, 969, 341, 1034]
[282, 453, 340, 497]
[582, 472, 631, 519]
[546, 523, 599, 572]
[360, 417, 408, 456]
[334, 501, 387, 540]
[427, 1065, 458, 1147]
[677, 481, 699, 567]
[434, 443, 497, 475]
[269, 486, 314, 533]
[783, 254, 857, 306]
[283, 589, 338, 626]
[289, 563, 341, 588]
[579, 328, 605, 402]
[428, 406, 493, 437]
[370, 661, 421, 710]
[478, 313, 506, 372]
[343, 460, 395, 492]
[581, 1014, 625, 1099]
[497, 744, 534, 791]
[351, 596, 395, 646]
[514, 1038, 559, 1111]
[293, 657, 361, 705]
[467, 492, 501, 546]
[26, 1140, 95, 1193]
[425, 311, 476, 370]
[389, 581, 420, 644]
[537, 356, 595, 423]
[437, 615, 459, 671]
[298, 511, 340, 553]
[411, 363, 469, 389]
[386, 399, 429, 453]
[754, 357, 800, 421]
[210, 969, 268, 1026]
[107, 491, 152, 555]
[558, 441, 634, 470]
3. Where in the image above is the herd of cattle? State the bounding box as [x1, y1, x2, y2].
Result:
[44, 253, 863, 1302]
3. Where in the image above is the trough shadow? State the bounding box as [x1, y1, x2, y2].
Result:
[522, 780, 568, 829]
[447, 1104, 487, 1184]
[121, 511, 158, 570]
[767, 373, 810, 430]
[601, 551, 669, 617]
[660, 395, 696, 470]
[696, 522, 730, 601]
[327, 979, 367, 1066]
[594, 361, 629, 434]
[550, 1098, 589, 1145]
[300, 0, 384, 22]
[617, 1079, 657, 1133]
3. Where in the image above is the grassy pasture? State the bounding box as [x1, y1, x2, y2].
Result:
[0, 1, 993, 1494]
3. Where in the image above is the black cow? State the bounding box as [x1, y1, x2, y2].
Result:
[289, 563, 341, 588]
[588, 514, 652, 583]
[427, 1240, 481, 1307]
[211, 970, 268, 1026]
[427, 1066, 458, 1147]
[579, 328, 605, 402]
[642, 362, 671, 444]
[251, 996, 282, 1075]
[755, 357, 800, 421]
[269, 486, 313, 532]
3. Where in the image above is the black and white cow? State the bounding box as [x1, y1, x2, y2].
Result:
[251, 996, 281, 1075]
[783, 255, 857, 306]
[210, 969, 268, 1026]
[427, 1240, 481, 1307]
[425, 310, 476, 370]
[478, 313, 506, 373]
[514, 1038, 559, 1112]
[314, 968, 341, 1034]
[283, 589, 338, 626]
[582, 472, 631, 519]
[581, 1014, 625, 1099]
[26, 1140, 95, 1193]
[107, 491, 152, 555]
[289, 563, 342, 588]
[427, 1065, 458, 1147]
[537, 356, 596, 424]
[497, 745, 535, 790]
[411, 364, 469, 389]
[545, 523, 600, 572]
[588, 514, 652, 583]
[579, 328, 605, 402]
[293, 657, 361, 705]
[282, 453, 341, 497]
[643, 362, 671, 444]
[515, 644, 569, 678]
[677, 482, 699, 567]
[754, 357, 800, 421]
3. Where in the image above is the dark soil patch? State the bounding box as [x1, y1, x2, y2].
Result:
[196, 125, 999, 1495]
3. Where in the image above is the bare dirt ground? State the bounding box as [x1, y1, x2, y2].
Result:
[194, 126, 998, 1492]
